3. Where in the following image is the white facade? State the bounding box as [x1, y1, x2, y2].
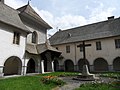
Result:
[24, 22, 47, 44]
[21, 19, 46, 75]
[0, 22, 27, 76]
[52, 36, 120, 72]
[0, 2, 56, 77]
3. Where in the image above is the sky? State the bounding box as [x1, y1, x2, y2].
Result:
[5, 0, 120, 36]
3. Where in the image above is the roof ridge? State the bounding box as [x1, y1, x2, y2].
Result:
[49, 17, 120, 45]
[17, 4, 28, 13]
[60, 17, 119, 33]
[17, 4, 52, 29]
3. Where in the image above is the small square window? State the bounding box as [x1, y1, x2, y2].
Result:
[13, 32, 20, 45]
[66, 45, 70, 53]
[115, 39, 120, 48]
[32, 31, 37, 44]
[80, 47, 83, 52]
[96, 41, 102, 50]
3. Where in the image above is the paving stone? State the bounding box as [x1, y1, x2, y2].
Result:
[53, 76, 116, 90]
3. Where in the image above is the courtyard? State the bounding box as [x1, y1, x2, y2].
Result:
[0, 72, 120, 90]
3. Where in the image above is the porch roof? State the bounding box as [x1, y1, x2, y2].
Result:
[26, 43, 38, 54]
[26, 42, 61, 55]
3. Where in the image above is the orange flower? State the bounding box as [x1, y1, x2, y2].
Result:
[42, 76, 58, 80]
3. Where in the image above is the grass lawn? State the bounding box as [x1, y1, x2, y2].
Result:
[0, 76, 56, 90]
[0, 72, 119, 90]
[0, 72, 78, 90]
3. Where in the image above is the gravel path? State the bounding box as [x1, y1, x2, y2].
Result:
[53, 76, 116, 90]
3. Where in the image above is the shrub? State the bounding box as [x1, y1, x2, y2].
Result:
[41, 76, 65, 86]
[75, 80, 120, 90]
[112, 80, 120, 89]
[58, 72, 79, 77]
[99, 72, 120, 79]
[75, 82, 111, 90]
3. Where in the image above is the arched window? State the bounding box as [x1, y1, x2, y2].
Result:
[32, 31, 37, 44]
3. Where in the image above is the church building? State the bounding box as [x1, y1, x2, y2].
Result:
[50, 16, 120, 72]
[0, 0, 60, 77]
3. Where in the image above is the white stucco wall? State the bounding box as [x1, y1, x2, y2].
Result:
[0, 23, 26, 66]
[19, 17, 47, 45]
[25, 24, 47, 44]
[52, 36, 120, 66]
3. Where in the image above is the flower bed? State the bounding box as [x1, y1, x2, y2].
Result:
[41, 75, 65, 86]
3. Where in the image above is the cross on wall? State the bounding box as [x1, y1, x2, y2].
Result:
[77, 41, 91, 65]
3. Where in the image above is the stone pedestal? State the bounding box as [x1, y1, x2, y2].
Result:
[51, 61, 54, 72]
[0, 73, 4, 77]
[73, 65, 98, 81]
[21, 66, 27, 75]
[0, 66, 4, 77]
[41, 60, 44, 73]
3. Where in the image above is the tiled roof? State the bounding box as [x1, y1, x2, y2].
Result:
[26, 43, 38, 54]
[26, 42, 61, 54]
[49, 17, 120, 45]
[17, 4, 52, 29]
[0, 2, 30, 33]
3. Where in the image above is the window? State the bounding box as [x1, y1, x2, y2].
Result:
[80, 46, 83, 52]
[66, 45, 70, 53]
[115, 39, 120, 48]
[32, 31, 37, 44]
[96, 41, 102, 50]
[13, 32, 20, 45]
